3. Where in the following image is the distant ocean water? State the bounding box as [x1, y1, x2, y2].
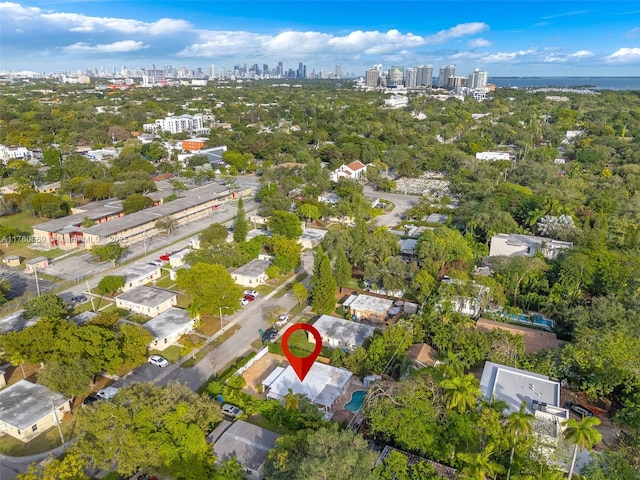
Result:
[489, 77, 640, 90]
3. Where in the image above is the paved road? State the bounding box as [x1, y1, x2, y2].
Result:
[363, 186, 420, 228]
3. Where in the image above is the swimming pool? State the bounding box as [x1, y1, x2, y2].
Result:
[500, 312, 554, 330]
[345, 390, 366, 412]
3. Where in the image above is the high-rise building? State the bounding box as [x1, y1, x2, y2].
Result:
[416, 65, 433, 87]
[209, 65, 216, 78]
[277, 61, 284, 77]
[297, 62, 304, 79]
[335, 64, 342, 79]
[263, 64, 269, 76]
[447, 76, 468, 89]
[404, 67, 417, 88]
[468, 68, 488, 89]
[388, 66, 404, 87]
[365, 67, 381, 88]
[438, 64, 455, 88]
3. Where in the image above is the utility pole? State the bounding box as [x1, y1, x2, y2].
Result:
[86, 280, 96, 311]
[49, 396, 65, 445]
[33, 265, 41, 297]
[219, 306, 230, 332]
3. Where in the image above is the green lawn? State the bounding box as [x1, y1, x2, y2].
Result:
[181, 325, 240, 368]
[176, 293, 193, 309]
[155, 276, 176, 289]
[0, 416, 77, 456]
[256, 284, 277, 296]
[71, 298, 112, 315]
[149, 345, 182, 363]
[245, 414, 294, 435]
[127, 314, 151, 324]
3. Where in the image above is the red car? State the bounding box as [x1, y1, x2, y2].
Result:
[159, 254, 170, 261]
[243, 294, 256, 302]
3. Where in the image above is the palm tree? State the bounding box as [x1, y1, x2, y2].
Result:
[505, 402, 535, 480]
[284, 388, 300, 412]
[458, 446, 505, 480]
[562, 416, 602, 480]
[440, 373, 480, 414]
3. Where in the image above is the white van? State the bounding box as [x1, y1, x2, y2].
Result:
[96, 386, 119, 400]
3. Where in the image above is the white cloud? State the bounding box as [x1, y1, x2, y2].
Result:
[469, 37, 491, 48]
[482, 48, 537, 63]
[64, 40, 148, 53]
[544, 50, 594, 63]
[424, 22, 488, 44]
[625, 27, 640, 38]
[605, 47, 640, 62]
[0, 2, 190, 35]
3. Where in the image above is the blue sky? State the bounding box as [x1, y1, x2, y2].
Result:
[1, 1, 639, 76]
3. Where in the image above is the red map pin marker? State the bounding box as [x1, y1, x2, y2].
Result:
[281, 324, 323, 382]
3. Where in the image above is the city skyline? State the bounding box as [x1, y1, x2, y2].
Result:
[1, 1, 639, 76]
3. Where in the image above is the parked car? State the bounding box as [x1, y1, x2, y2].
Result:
[149, 260, 163, 267]
[564, 402, 594, 417]
[71, 295, 87, 304]
[243, 294, 256, 302]
[82, 395, 98, 407]
[96, 386, 119, 400]
[221, 404, 244, 418]
[148, 355, 169, 368]
[159, 254, 170, 261]
[240, 298, 250, 306]
[275, 314, 289, 327]
[243, 290, 259, 297]
[262, 328, 278, 342]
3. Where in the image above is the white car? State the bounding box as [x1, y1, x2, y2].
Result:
[221, 404, 243, 418]
[275, 314, 289, 327]
[148, 355, 169, 368]
[240, 298, 250, 306]
[243, 290, 259, 297]
[96, 386, 119, 400]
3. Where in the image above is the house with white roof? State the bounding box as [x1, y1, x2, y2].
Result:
[310, 315, 377, 351]
[343, 294, 394, 323]
[143, 307, 194, 351]
[475, 151, 512, 161]
[480, 361, 569, 444]
[330, 161, 367, 182]
[298, 228, 328, 250]
[0, 380, 70, 442]
[232, 259, 270, 287]
[168, 249, 191, 268]
[115, 286, 177, 317]
[489, 233, 573, 260]
[262, 362, 352, 416]
[119, 263, 162, 291]
[207, 420, 281, 480]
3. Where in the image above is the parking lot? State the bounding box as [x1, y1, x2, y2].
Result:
[0, 266, 57, 300]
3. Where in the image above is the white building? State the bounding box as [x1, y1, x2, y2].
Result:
[0, 145, 32, 165]
[143, 114, 204, 134]
[119, 264, 162, 292]
[115, 286, 177, 317]
[310, 315, 377, 351]
[143, 307, 194, 351]
[384, 95, 409, 109]
[231, 259, 270, 287]
[330, 161, 367, 183]
[262, 362, 352, 416]
[489, 233, 573, 260]
[475, 151, 511, 161]
[480, 361, 569, 444]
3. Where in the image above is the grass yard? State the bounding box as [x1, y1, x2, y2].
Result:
[71, 298, 112, 315]
[0, 416, 77, 456]
[256, 284, 276, 296]
[149, 345, 182, 363]
[176, 293, 193, 309]
[245, 414, 294, 435]
[272, 273, 308, 299]
[127, 314, 151, 324]
[181, 325, 240, 368]
[196, 313, 223, 337]
[154, 275, 176, 289]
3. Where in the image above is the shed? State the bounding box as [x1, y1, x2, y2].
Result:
[24, 256, 48, 274]
[2, 255, 21, 267]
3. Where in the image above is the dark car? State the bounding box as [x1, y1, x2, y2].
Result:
[71, 295, 88, 304]
[262, 328, 278, 343]
[82, 395, 98, 407]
